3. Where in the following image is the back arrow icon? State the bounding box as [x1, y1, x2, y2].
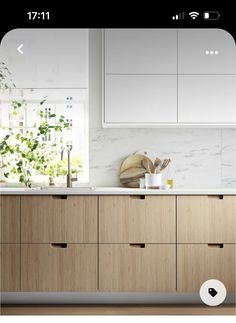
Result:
[17, 44, 24, 54]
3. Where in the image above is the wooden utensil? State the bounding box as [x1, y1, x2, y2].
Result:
[141, 157, 154, 174]
[154, 157, 162, 173]
[159, 159, 171, 172]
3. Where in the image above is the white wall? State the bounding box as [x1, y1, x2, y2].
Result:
[89, 29, 236, 188]
[0, 29, 88, 88]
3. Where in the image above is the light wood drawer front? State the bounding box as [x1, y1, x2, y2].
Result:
[21, 196, 97, 243]
[0, 196, 20, 243]
[99, 196, 176, 243]
[177, 196, 236, 243]
[0, 244, 20, 291]
[99, 244, 176, 292]
[21, 244, 97, 292]
[177, 244, 236, 292]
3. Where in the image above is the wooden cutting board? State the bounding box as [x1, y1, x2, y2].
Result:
[119, 154, 152, 188]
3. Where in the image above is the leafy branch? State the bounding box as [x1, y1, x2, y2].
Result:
[0, 99, 70, 187]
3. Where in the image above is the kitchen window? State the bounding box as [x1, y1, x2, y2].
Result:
[0, 88, 89, 186]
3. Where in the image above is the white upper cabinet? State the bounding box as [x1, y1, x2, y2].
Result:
[105, 29, 177, 74]
[103, 28, 236, 127]
[105, 75, 177, 124]
[178, 75, 236, 123]
[178, 29, 236, 74]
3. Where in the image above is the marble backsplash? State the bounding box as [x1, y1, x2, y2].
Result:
[89, 29, 236, 188]
[89, 128, 236, 188]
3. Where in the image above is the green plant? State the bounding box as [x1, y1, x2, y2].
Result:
[0, 99, 70, 187]
[71, 156, 83, 175]
[44, 160, 67, 178]
[44, 156, 83, 178]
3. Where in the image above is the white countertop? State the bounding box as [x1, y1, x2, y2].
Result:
[0, 186, 235, 195]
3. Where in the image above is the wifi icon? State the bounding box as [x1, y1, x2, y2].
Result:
[189, 11, 199, 19]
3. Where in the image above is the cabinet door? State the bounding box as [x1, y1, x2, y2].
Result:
[21, 244, 97, 291]
[104, 75, 177, 124]
[178, 75, 236, 123]
[21, 196, 97, 243]
[105, 29, 177, 74]
[99, 195, 176, 243]
[177, 244, 235, 292]
[0, 244, 20, 291]
[177, 195, 236, 243]
[178, 29, 236, 74]
[99, 244, 176, 292]
[0, 196, 20, 243]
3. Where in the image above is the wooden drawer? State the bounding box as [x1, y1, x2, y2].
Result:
[0, 196, 20, 243]
[21, 196, 97, 243]
[177, 196, 236, 243]
[21, 244, 97, 291]
[99, 244, 176, 292]
[0, 244, 20, 291]
[177, 244, 235, 292]
[99, 196, 176, 243]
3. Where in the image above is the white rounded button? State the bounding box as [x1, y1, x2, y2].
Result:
[200, 279, 227, 306]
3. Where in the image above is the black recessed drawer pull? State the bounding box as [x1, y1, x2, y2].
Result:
[52, 195, 68, 200]
[208, 195, 224, 200]
[130, 195, 145, 200]
[129, 243, 145, 248]
[51, 243, 68, 248]
[208, 244, 224, 248]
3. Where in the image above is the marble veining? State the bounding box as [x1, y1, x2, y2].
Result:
[89, 129, 235, 188]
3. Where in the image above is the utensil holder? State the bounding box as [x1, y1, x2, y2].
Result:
[145, 173, 162, 189]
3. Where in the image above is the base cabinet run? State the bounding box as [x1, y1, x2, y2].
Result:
[177, 244, 236, 292]
[21, 244, 97, 292]
[99, 244, 176, 292]
[0, 194, 235, 293]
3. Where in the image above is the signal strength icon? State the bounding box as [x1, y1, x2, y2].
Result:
[172, 12, 185, 20]
[189, 11, 199, 19]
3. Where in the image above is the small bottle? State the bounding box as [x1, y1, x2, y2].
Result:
[166, 164, 174, 188]
[167, 178, 173, 189]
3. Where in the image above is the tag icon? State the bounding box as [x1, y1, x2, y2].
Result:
[200, 279, 226, 306]
[208, 288, 218, 297]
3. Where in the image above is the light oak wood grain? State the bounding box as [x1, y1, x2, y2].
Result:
[99, 196, 176, 243]
[177, 244, 236, 292]
[99, 244, 176, 292]
[21, 196, 98, 243]
[21, 244, 97, 292]
[0, 196, 20, 243]
[177, 195, 236, 243]
[0, 244, 20, 292]
[1, 304, 235, 315]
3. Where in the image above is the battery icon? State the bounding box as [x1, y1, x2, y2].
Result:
[204, 11, 220, 20]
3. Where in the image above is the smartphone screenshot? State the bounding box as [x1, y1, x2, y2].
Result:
[0, 4, 235, 319]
